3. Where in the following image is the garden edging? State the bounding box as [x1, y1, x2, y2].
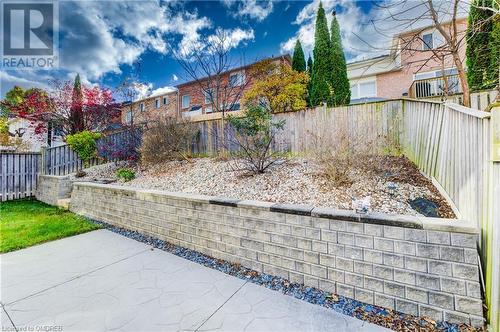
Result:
[60, 180, 485, 327]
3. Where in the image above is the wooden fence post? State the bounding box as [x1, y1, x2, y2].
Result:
[40, 147, 46, 175]
[486, 102, 500, 332]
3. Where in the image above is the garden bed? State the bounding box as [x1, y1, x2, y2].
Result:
[73, 156, 455, 218]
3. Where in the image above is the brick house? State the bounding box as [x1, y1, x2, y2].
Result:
[347, 18, 468, 102]
[120, 55, 291, 124]
[121, 88, 178, 125]
[177, 55, 291, 118]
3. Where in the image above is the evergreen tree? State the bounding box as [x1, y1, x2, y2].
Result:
[69, 73, 85, 134]
[466, 0, 494, 91]
[310, 2, 333, 106]
[307, 56, 313, 106]
[487, 7, 500, 89]
[329, 11, 350, 105]
[292, 39, 306, 72]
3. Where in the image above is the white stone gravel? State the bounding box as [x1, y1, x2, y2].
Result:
[76, 157, 452, 217]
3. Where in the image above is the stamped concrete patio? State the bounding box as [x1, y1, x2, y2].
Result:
[0, 230, 388, 331]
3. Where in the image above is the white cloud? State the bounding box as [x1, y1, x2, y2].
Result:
[208, 28, 255, 51]
[223, 0, 274, 21]
[150, 86, 177, 98]
[172, 74, 179, 81]
[171, 13, 212, 58]
[178, 27, 254, 58]
[0, 71, 50, 96]
[132, 82, 153, 101]
[59, 1, 214, 80]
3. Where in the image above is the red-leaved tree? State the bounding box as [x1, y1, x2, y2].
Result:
[3, 78, 120, 138]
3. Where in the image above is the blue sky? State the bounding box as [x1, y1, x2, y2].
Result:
[0, 0, 429, 99]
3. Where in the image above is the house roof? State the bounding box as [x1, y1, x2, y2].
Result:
[175, 54, 292, 88]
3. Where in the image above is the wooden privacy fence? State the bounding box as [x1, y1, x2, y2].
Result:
[0, 152, 41, 202]
[401, 100, 491, 231]
[189, 100, 403, 155]
[42, 129, 137, 176]
[42, 144, 100, 176]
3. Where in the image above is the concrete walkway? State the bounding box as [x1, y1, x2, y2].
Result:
[1, 230, 388, 331]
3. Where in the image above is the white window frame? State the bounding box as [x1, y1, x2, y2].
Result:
[125, 111, 133, 124]
[155, 98, 160, 109]
[205, 106, 213, 113]
[139, 102, 144, 112]
[422, 32, 434, 50]
[421, 29, 444, 51]
[181, 95, 190, 109]
[204, 89, 213, 104]
[229, 71, 245, 87]
[349, 78, 377, 99]
[163, 96, 168, 105]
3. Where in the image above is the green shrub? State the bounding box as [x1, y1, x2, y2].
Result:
[116, 168, 135, 182]
[66, 131, 101, 167]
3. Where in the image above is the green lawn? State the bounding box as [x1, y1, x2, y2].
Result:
[0, 199, 100, 253]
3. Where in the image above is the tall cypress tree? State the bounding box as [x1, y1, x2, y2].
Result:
[70, 73, 84, 134]
[329, 11, 350, 106]
[310, 2, 333, 106]
[292, 39, 306, 72]
[466, 0, 494, 91]
[307, 56, 313, 106]
[487, 7, 499, 89]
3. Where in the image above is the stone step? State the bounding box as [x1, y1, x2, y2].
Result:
[56, 198, 71, 210]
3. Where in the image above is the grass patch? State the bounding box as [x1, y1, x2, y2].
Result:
[0, 199, 100, 253]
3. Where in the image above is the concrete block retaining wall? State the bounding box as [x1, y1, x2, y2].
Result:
[68, 182, 484, 327]
[36, 175, 73, 206]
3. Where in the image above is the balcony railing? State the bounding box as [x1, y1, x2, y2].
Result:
[409, 74, 462, 99]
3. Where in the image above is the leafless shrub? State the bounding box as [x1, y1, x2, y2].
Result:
[225, 104, 286, 174]
[310, 117, 400, 187]
[311, 125, 369, 186]
[140, 116, 196, 165]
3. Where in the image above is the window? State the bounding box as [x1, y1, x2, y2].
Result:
[422, 33, 433, 50]
[139, 103, 144, 112]
[349, 80, 376, 99]
[231, 102, 241, 111]
[359, 81, 376, 97]
[414, 68, 458, 80]
[163, 96, 168, 105]
[125, 111, 133, 124]
[155, 99, 160, 108]
[350, 85, 359, 100]
[204, 89, 213, 104]
[181, 95, 190, 109]
[205, 106, 213, 113]
[229, 72, 245, 87]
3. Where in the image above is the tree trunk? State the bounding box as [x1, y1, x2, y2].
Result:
[454, 55, 471, 107]
[458, 69, 471, 107]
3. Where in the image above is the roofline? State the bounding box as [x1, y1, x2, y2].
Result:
[394, 17, 467, 38]
[347, 54, 391, 67]
[175, 54, 292, 88]
[121, 88, 178, 106]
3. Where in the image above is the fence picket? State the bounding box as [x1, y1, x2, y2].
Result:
[0, 153, 41, 202]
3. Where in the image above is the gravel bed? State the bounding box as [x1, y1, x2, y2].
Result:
[76, 156, 455, 218]
[90, 219, 480, 331]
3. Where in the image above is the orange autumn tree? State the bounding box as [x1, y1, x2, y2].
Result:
[242, 59, 309, 113]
